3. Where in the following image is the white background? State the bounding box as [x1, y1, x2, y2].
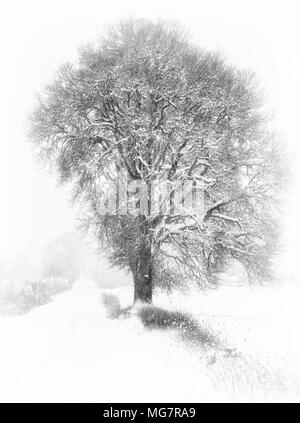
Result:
[0, 0, 299, 278]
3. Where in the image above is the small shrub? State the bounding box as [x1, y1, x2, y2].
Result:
[0, 280, 49, 314]
[101, 292, 121, 319]
[19, 281, 50, 309]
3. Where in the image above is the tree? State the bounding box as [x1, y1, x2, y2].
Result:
[42, 232, 82, 283]
[29, 20, 285, 303]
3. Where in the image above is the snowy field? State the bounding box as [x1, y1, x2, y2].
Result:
[0, 280, 300, 402]
[0, 278, 299, 403]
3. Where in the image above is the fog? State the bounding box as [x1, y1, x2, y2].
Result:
[0, 1, 300, 403]
[0, 0, 299, 279]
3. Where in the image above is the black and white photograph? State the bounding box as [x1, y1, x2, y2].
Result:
[0, 0, 299, 406]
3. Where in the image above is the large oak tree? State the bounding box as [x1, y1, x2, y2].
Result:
[30, 20, 284, 303]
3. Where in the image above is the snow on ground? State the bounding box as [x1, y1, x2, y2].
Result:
[155, 285, 300, 401]
[0, 278, 299, 402]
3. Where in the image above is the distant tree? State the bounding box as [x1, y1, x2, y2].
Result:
[42, 232, 81, 283]
[29, 20, 285, 303]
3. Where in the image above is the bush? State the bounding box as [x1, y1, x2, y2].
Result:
[0, 276, 71, 315]
[101, 292, 121, 319]
[0, 280, 48, 314]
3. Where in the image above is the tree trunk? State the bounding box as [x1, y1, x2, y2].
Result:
[133, 242, 152, 303]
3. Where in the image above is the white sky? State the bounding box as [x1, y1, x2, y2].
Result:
[0, 0, 299, 271]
